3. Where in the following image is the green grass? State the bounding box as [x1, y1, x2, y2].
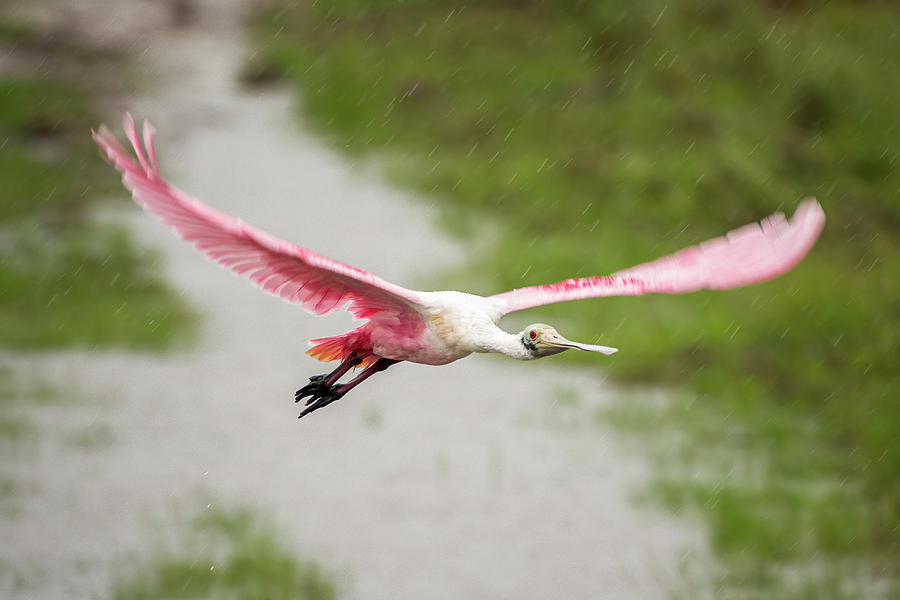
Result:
[0, 19, 194, 351]
[0, 17, 36, 44]
[0, 414, 38, 447]
[604, 391, 895, 597]
[247, 0, 899, 595]
[110, 507, 336, 600]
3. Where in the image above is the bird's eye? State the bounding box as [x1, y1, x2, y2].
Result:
[529, 330, 537, 340]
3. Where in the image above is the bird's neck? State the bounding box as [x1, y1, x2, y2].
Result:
[481, 330, 535, 361]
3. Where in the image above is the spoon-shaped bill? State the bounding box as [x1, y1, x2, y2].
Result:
[548, 333, 618, 355]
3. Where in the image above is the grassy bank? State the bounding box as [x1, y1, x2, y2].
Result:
[111, 507, 335, 600]
[0, 17, 194, 350]
[247, 1, 898, 595]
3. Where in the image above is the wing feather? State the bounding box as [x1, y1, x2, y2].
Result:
[94, 114, 426, 325]
[491, 199, 825, 315]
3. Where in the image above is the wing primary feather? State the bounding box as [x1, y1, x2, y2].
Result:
[123, 114, 151, 176]
[141, 120, 160, 176]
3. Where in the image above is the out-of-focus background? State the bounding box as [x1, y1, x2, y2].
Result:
[1, 0, 897, 598]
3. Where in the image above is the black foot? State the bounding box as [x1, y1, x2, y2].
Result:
[297, 385, 347, 419]
[294, 374, 330, 403]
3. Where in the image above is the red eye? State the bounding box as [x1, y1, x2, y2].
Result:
[529, 330, 537, 339]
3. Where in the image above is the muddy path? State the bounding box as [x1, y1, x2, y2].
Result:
[2, 1, 710, 598]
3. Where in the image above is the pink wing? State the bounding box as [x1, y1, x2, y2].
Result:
[94, 114, 425, 322]
[491, 199, 825, 315]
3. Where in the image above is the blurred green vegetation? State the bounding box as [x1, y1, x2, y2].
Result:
[111, 507, 336, 600]
[247, 0, 898, 595]
[0, 17, 194, 350]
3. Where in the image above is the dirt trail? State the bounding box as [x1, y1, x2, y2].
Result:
[3, 1, 710, 598]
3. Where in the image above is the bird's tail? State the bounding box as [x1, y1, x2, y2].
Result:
[307, 326, 378, 367]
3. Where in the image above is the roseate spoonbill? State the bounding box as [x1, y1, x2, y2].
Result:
[94, 115, 825, 419]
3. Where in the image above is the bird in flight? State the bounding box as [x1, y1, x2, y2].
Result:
[94, 115, 825, 419]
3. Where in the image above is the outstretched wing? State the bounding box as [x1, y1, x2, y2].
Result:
[491, 199, 825, 315]
[94, 114, 425, 322]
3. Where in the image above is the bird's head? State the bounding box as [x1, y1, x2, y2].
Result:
[520, 323, 618, 358]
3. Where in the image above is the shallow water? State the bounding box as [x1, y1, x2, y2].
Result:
[1, 1, 710, 598]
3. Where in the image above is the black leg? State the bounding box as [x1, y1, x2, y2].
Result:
[294, 352, 362, 404]
[297, 358, 399, 419]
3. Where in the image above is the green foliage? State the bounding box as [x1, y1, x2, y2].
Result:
[0, 17, 36, 44]
[248, 0, 899, 595]
[111, 508, 336, 600]
[0, 78, 89, 136]
[0, 30, 194, 350]
[604, 391, 893, 596]
[0, 227, 192, 349]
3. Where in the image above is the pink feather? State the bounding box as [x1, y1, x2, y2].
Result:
[491, 199, 825, 315]
[92, 114, 424, 326]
